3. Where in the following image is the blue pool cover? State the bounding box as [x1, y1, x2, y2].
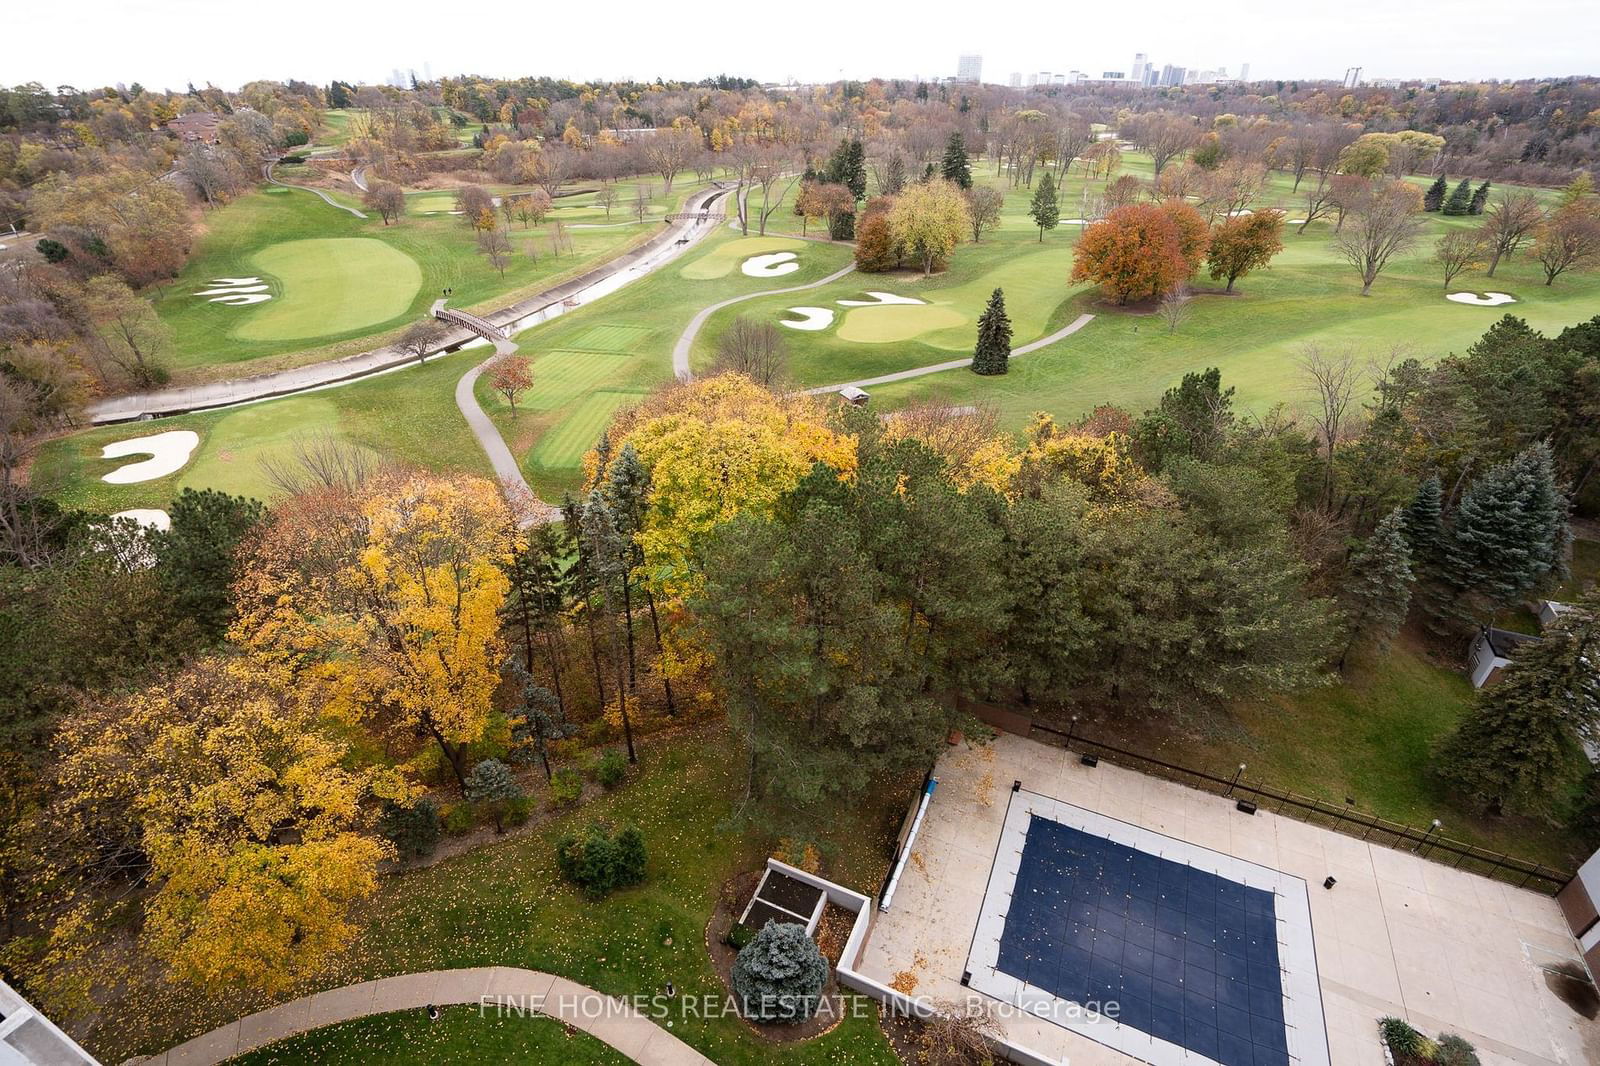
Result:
[995, 815, 1289, 1066]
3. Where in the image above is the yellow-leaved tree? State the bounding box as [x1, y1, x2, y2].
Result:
[46, 657, 395, 996]
[1018, 413, 1150, 507]
[234, 472, 512, 791]
[600, 375, 857, 603]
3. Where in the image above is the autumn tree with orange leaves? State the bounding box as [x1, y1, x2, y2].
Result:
[1071, 203, 1202, 304]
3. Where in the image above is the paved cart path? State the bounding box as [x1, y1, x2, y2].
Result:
[124, 967, 716, 1066]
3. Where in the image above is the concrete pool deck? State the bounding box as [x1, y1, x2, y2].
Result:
[858, 734, 1599, 1066]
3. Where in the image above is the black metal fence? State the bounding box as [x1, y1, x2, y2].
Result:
[1029, 720, 1573, 896]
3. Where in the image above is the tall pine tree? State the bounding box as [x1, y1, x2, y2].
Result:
[1469, 180, 1492, 215]
[1029, 172, 1059, 241]
[1442, 177, 1474, 216]
[1338, 507, 1414, 670]
[972, 288, 1012, 375]
[1436, 603, 1600, 819]
[1443, 442, 1567, 617]
[1423, 175, 1448, 212]
[942, 131, 973, 189]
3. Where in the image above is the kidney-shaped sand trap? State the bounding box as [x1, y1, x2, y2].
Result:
[837, 292, 926, 307]
[111, 508, 172, 531]
[101, 430, 200, 484]
[780, 307, 835, 330]
[742, 252, 800, 277]
[1446, 291, 1517, 306]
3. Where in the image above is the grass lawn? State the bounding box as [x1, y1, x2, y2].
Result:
[1099, 634, 1586, 871]
[473, 226, 856, 500]
[234, 238, 422, 342]
[229, 1007, 631, 1065]
[155, 180, 695, 382]
[711, 154, 1600, 432]
[93, 724, 905, 1066]
[31, 348, 490, 514]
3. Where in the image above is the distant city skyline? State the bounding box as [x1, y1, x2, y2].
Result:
[9, 0, 1597, 91]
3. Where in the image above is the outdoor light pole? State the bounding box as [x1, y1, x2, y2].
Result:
[1415, 818, 1442, 855]
[1226, 763, 1246, 797]
[1066, 715, 1078, 749]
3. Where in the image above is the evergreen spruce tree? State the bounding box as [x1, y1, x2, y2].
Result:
[1423, 175, 1449, 212]
[1338, 507, 1414, 671]
[942, 131, 973, 189]
[1400, 475, 1450, 625]
[1469, 179, 1492, 215]
[1442, 177, 1474, 216]
[1436, 604, 1600, 819]
[972, 288, 1012, 375]
[1029, 172, 1060, 241]
[1443, 443, 1567, 616]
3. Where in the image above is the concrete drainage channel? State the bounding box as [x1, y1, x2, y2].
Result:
[86, 183, 736, 425]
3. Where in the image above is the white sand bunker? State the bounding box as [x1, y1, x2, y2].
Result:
[836, 292, 925, 307]
[780, 307, 834, 331]
[196, 276, 273, 305]
[101, 430, 200, 484]
[742, 252, 799, 277]
[1447, 291, 1517, 306]
[111, 508, 172, 531]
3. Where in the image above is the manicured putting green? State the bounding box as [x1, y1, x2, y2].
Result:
[406, 191, 460, 215]
[836, 303, 969, 343]
[530, 390, 644, 472]
[527, 350, 632, 410]
[234, 238, 422, 342]
[680, 236, 804, 280]
[568, 324, 654, 352]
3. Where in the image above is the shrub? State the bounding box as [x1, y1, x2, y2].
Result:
[556, 823, 648, 900]
[441, 802, 477, 835]
[35, 238, 69, 263]
[1435, 1034, 1480, 1066]
[549, 767, 583, 807]
[464, 758, 523, 833]
[593, 748, 628, 789]
[504, 795, 535, 828]
[376, 798, 442, 859]
[725, 922, 756, 950]
[732, 921, 828, 1023]
[283, 129, 310, 147]
[1380, 1017, 1427, 1063]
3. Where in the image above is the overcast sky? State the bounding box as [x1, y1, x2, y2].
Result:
[11, 0, 1597, 92]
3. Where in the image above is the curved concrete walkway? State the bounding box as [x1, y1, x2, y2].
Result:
[672, 262, 858, 381]
[125, 967, 715, 1066]
[803, 313, 1096, 394]
[263, 161, 366, 219]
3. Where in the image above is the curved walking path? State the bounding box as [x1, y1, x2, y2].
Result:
[124, 967, 715, 1066]
[672, 262, 858, 380]
[350, 164, 369, 192]
[803, 312, 1097, 394]
[87, 184, 733, 424]
[263, 161, 367, 218]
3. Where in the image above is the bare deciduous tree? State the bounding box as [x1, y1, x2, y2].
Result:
[1480, 190, 1545, 276]
[396, 318, 448, 365]
[1434, 230, 1485, 289]
[259, 431, 382, 497]
[1158, 284, 1192, 333]
[1300, 345, 1362, 506]
[712, 316, 788, 387]
[966, 186, 1004, 242]
[1334, 180, 1426, 295]
[363, 180, 405, 225]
